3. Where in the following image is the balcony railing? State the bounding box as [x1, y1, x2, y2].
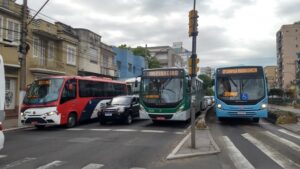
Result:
[29, 57, 66, 74]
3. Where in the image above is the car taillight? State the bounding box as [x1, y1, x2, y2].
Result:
[0, 122, 3, 131]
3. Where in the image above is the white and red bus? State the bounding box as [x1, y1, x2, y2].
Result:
[21, 76, 127, 128]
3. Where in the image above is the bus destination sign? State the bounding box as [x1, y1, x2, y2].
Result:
[144, 70, 180, 77]
[222, 68, 257, 74]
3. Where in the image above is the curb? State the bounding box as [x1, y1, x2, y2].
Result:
[3, 126, 32, 132]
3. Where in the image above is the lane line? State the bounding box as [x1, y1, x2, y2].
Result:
[222, 136, 255, 169]
[2, 157, 36, 169]
[242, 133, 300, 169]
[173, 132, 185, 135]
[89, 129, 112, 131]
[0, 155, 7, 158]
[36, 160, 65, 169]
[66, 128, 85, 131]
[130, 168, 146, 169]
[81, 163, 104, 169]
[263, 131, 300, 152]
[113, 129, 137, 132]
[140, 130, 166, 133]
[278, 129, 300, 140]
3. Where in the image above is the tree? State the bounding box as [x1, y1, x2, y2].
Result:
[132, 46, 150, 58]
[118, 44, 131, 50]
[198, 74, 213, 90]
[148, 56, 161, 68]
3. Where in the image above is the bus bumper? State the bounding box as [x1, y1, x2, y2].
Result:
[21, 107, 61, 126]
[216, 108, 268, 118]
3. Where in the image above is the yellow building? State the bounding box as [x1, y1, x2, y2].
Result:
[264, 66, 277, 89]
[0, 0, 22, 118]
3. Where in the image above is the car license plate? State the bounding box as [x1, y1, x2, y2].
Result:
[237, 112, 246, 115]
[105, 113, 112, 116]
[156, 116, 165, 120]
[31, 121, 38, 125]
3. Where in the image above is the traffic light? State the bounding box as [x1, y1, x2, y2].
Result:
[188, 10, 198, 37]
[188, 57, 200, 76]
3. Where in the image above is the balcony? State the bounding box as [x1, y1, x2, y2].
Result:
[29, 57, 66, 75]
[101, 62, 117, 70]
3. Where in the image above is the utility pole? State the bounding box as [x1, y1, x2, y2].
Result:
[18, 0, 28, 126]
[188, 0, 199, 149]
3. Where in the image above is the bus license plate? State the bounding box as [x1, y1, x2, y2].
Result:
[105, 113, 112, 116]
[31, 121, 38, 125]
[156, 116, 165, 120]
[237, 112, 246, 115]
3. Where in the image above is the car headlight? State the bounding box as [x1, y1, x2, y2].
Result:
[21, 112, 25, 116]
[261, 104, 267, 109]
[217, 104, 222, 109]
[117, 107, 125, 113]
[46, 111, 56, 116]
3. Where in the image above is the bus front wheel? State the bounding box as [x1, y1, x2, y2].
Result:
[67, 113, 77, 128]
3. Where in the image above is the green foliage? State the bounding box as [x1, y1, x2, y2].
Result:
[198, 74, 213, 90]
[118, 44, 131, 50]
[132, 46, 150, 58]
[205, 88, 214, 95]
[148, 56, 161, 68]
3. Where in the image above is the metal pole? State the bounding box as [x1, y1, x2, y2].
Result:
[18, 0, 28, 127]
[190, 0, 198, 149]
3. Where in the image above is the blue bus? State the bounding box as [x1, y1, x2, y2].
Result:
[214, 66, 268, 122]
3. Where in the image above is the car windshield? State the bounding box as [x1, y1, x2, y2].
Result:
[23, 78, 64, 104]
[111, 97, 132, 106]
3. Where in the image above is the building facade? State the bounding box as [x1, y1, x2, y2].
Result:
[276, 21, 300, 90]
[100, 42, 117, 78]
[264, 66, 277, 89]
[200, 66, 213, 78]
[0, 0, 22, 118]
[147, 46, 183, 68]
[172, 42, 191, 68]
[113, 47, 146, 79]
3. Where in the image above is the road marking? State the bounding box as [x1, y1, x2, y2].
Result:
[81, 163, 104, 169]
[278, 129, 300, 140]
[0, 155, 7, 158]
[222, 136, 255, 169]
[2, 157, 36, 169]
[89, 129, 112, 131]
[130, 168, 146, 169]
[242, 133, 300, 169]
[140, 130, 166, 133]
[174, 131, 185, 135]
[36, 160, 65, 169]
[263, 131, 300, 152]
[113, 129, 137, 132]
[66, 128, 85, 131]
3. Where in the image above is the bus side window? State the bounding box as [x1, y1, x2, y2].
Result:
[60, 79, 77, 104]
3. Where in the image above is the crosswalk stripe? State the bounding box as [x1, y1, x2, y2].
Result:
[242, 133, 300, 169]
[113, 129, 137, 132]
[67, 128, 85, 131]
[278, 129, 300, 140]
[36, 160, 65, 169]
[89, 129, 112, 131]
[2, 157, 36, 169]
[81, 163, 104, 169]
[222, 136, 255, 169]
[0, 155, 7, 158]
[130, 168, 146, 169]
[140, 130, 166, 133]
[174, 131, 185, 135]
[263, 131, 300, 152]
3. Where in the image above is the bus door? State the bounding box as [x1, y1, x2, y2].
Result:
[59, 79, 77, 124]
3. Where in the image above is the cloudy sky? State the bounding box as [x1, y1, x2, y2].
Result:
[16, 0, 300, 68]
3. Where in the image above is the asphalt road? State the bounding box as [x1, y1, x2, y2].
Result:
[1, 108, 300, 169]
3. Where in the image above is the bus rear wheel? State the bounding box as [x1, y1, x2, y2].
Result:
[252, 118, 259, 123]
[67, 113, 77, 128]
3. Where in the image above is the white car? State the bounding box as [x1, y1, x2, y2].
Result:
[93, 99, 111, 119]
[0, 122, 4, 150]
[204, 96, 213, 106]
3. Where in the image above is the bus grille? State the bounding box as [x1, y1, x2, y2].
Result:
[24, 118, 47, 124]
[228, 112, 256, 117]
[149, 114, 173, 119]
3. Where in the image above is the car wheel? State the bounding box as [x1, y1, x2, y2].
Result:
[253, 118, 259, 123]
[99, 118, 106, 125]
[125, 114, 133, 124]
[218, 117, 225, 122]
[67, 113, 77, 128]
[35, 125, 45, 129]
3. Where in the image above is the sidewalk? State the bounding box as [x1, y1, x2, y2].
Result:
[2, 118, 26, 131]
[269, 104, 300, 133]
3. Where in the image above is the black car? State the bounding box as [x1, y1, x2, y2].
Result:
[98, 95, 139, 125]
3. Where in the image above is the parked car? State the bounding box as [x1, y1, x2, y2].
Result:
[94, 99, 111, 119]
[0, 122, 4, 151]
[99, 95, 139, 125]
[204, 96, 213, 106]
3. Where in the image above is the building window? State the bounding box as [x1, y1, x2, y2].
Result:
[3, 0, 9, 8]
[128, 63, 132, 72]
[89, 47, 98, 64]
[5, 78, 16, 110]
[67, 45, 76, 65]
[6, 19, 20, 44]
[48, 41, 55, 60]
[103, 55, 109, 67]
[117, 61, 121, 71]
[133, 66, 136, 74]
[0, 15, 3, 41]
[33, 36, 41, 57]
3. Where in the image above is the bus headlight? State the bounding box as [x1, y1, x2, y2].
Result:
[217, 104, 222, 109]
[46, 111, 56, 116]
[261, 104, 267, 109]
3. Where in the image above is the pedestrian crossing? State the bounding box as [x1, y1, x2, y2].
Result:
[0, 156, 147, 169]
[221, 129, 300, 169]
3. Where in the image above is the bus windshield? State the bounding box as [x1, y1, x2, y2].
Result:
[217, 76, 265, 102]
[142, 77, 183, 105]
[23, 78, 64, 104]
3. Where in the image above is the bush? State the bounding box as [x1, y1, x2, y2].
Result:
[267, 110, 298, 124]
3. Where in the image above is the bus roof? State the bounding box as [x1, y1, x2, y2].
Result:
[216, 65, 263, 70]
[36, 76, 126, 84]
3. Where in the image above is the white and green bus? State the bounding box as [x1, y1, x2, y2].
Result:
[139, 68, 205, 122]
